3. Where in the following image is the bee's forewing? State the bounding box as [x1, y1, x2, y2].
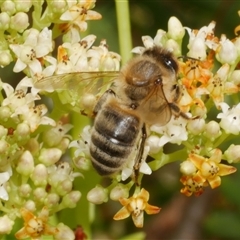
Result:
[138, 84, 172, 125]
[34, 71, 119, 112]
[34, 71, 118, 92]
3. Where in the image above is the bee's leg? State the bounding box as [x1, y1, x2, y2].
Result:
[169, 102, 190, 120]
[171, 84, 181, 102]
[169, 102, 199, 120]
[133, 123, 147, 186]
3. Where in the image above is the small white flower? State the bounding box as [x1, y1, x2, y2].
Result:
[1, 81, 39, 111]
[69, 125, 91, 158]
[87, 39, 121, 71]
[62, 34, 96, 71]
[151, 116, 189, 147]
[217, 102, 240, 135]
[12, 104, 56, 132]
[146, 135, 161, 154]
[185, 21, 217, 59]
[121, 145, 152, 181]
[132, 29, 168, 54]
[187, 37, 207, 60]
[48, 162, 81, 188]
[9, 27, 53, 74]
[60, 1, 101, 32]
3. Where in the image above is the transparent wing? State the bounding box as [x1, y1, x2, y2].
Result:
[34, 71, 119, 113]
[138, 84, 172, 126]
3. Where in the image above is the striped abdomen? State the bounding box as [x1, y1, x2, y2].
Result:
[90, 104, 141, 176]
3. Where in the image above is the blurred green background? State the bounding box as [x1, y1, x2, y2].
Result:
[85, 1, 240, 239]
[89, 0, 240, 54]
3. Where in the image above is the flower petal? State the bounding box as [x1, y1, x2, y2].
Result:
[113, 207, 131, 220]
[145, 204, 161, 215]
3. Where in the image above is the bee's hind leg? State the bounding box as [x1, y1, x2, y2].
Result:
[133, 123, 148, 186]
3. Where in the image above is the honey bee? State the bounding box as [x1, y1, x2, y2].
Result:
[34, 46, 188, 179]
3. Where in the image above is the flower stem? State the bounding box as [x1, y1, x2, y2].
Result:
[115, 0, 132, 64]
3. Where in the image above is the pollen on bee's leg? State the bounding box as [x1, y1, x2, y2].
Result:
[82, 94, 97, 111]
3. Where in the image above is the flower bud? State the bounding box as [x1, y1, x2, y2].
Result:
[25, 138, 40, 155]
[18, 184, 32, 197]
[54, 223, 75, 240]
[0, 215, 14, 234]
[1, 1, 16, 16]
[44, 193, 60, 207]
[57, 138, 70, 152]
[55, 179, 73, 196]
[204, 121, 221, 140]
[216, 37, 238, 64]
[23, 200, 36, 212]
[31, 164, 48, 186]
[15, 122, 30, 140]
[10, 12, 29, 32]
[231, 70, 240, 86]
[180, 160, 197, 175]
[0, 50, 12, 67]
[73, 156, 91, 171]
[14, 0, 32, 12]
[39, 148, 62, 166]
[110, 184, 129, 201]
[191, 99, 207, 118]
[42, 124, 69, 147]
[165, 39, 181, 56]
[187, 118, 205, 135]
[61, 191, 81, 208]
[0, 139, 9, 154]
[0, 12, 10, 30]
[87, 185, 108, 204]
[0, 106, 12, 121]
[167, 16, 185, 40]
[224, 144, 240, 163]
[0, 126, 7, 138]
[33, 187, 47, 203]
[16, 151, 34, 176]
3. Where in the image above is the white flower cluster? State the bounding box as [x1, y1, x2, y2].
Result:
[0, 0, 122, 238]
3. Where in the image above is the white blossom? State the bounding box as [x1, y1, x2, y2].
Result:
[217, 102, 240, 135]
[9, 28, 53, 75]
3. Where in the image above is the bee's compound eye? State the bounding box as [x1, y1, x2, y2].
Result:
[82, 93, 97, 110]
[164, 58, 178, 72]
